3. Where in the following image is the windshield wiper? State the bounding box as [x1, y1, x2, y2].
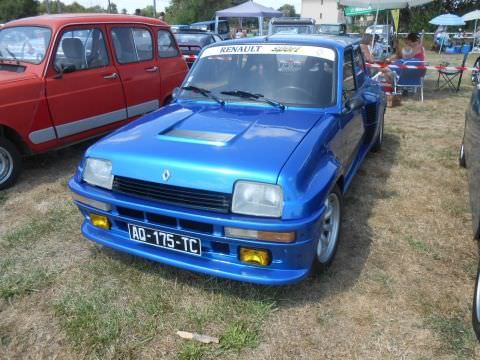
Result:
[181, 85, 224, 106]
[220, 90, 285, 110]
[5, 46, 19, 64]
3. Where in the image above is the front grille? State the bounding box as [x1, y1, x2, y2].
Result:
[113, 176, 232, 213]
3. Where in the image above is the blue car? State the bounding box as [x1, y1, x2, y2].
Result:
[69, 35, 386, 285]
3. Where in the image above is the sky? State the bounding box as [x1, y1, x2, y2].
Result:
[62, 0, 302, 15]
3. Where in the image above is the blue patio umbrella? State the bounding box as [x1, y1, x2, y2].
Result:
[429, 14, 466, 53]
[429, 13, 466, 26]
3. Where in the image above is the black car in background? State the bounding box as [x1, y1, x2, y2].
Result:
[173, 29, 223, 67]
[460, 85, 480, 340]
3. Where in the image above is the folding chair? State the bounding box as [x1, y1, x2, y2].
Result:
[394, 60, 427, 102]
[436, 51, 468, 92]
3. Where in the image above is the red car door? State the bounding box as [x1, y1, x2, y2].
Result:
[45, 25, 127, 142]
[157, 28, 188, 103]
[108, 24, 161, 118]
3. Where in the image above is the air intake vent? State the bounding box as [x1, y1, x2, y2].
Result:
[112, 176, 232, 213]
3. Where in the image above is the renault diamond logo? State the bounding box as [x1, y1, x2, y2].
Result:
[162, 169, 171, 181]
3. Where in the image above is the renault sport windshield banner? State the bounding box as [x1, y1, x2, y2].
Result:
[201, 45, 336, 62]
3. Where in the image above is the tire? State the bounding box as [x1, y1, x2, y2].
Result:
[472, 260, 480, 341]
[312, 185, 343, 273]
[0, 137, 22, 190]
[371, 109, 385, 153]
[459, 142, 466, 168]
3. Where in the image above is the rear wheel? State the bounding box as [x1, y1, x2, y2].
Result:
[312, 186, 342, 273]
[472, 260, 480, 341]
[459, 142, 466, 168]
[0, 137, 21, 190]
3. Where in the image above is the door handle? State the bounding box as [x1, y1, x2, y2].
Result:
[104, 73, 118, 80]
[145, 66, 159, 73]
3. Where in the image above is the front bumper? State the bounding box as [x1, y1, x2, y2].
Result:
[69, 178, 326, 285]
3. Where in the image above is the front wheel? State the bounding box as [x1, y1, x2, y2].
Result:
[0, 137, 22, 190]
[312, 186, 343, 273]
[371, 109, 385, 153]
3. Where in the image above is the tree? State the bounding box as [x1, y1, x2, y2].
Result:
[0, 0, 39, 22]
[278, 4, 296, 17]
[121, 8, 127, 14]
[109, 2, 118, 14]
[141, 5, 155, 17]
[165, 0, 233, 24]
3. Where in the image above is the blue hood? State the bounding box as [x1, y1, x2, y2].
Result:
[86, 103, 325, 194]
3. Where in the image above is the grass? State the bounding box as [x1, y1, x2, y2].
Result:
[0, 191, 7, 206]
[427, 314, 477, 358]
[1, 49, 480, 358]
[0, 265, 54, 301]
[406, 236, 431, 253]
[1, 202, 78, 249]
[51, 253, 278, 358]
[177, 343, 209, 360]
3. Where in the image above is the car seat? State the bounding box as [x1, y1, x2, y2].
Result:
[61, 37, 86, 70]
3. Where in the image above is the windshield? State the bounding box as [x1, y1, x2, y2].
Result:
[272, 25, 312, 35]
[0, 26, 51, 64]
[180, 44, 337, 108]
[175, 33, 213, 46]
[319, 25, 342, 33]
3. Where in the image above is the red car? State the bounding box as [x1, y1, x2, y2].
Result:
[0, 14, 188, 189]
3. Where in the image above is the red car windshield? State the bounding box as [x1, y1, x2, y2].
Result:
[0, 26, 52, 64]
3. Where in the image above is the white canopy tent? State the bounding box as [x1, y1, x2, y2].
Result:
[339, 0, 434, 47]
[214, 1, 282, 36]
[463, 10, 480, 48]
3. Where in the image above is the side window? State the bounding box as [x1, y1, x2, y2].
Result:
[343, 49, 356, 100]
[218, 22, 228, 34]
[54, 28, 109, 71]
[157, 30, 179, 58]
[111, 27, 153, 64]
[353, 47, 366, 88]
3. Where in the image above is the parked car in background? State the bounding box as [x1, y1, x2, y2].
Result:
[459, 86, 480, 340]
[170, 24, 190, 33]
[365, 24, 395, 53]
[173, 29, 223, 67]
[69, 35, 386, 285]
[268, 17, 316, 35]
[317, 23, 347, 36]
[0, 14, 188, 189]
[190, 20, 230, 40]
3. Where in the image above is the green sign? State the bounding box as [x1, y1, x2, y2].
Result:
[344, 6, 383, 16]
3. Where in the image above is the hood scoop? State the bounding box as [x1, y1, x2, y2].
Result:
[160, 129, 236, 146]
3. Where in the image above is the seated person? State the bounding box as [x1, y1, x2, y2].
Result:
[388, 32, 425, 62]
[361, 34, 394, 84]
[360, 34, 376, 63]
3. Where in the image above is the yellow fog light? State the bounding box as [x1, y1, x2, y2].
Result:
[89, 213, 110, 230]
[239, 247, 271, 266]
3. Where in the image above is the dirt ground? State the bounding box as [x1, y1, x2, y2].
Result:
[1, 50, 480, 359]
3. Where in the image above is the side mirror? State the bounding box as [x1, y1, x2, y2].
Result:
[343, 97, 365, 113]
[53, 64, 76, 79]
[172, 87, 180, 100]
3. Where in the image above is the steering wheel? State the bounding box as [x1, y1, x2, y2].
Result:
[277, 86, 314, 101]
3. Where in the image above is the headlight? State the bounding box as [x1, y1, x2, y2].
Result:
[232, 181, 283, 218]
[82, 158, 113, 190]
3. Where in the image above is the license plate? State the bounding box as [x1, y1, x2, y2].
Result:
[127, 224, 201, 256]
